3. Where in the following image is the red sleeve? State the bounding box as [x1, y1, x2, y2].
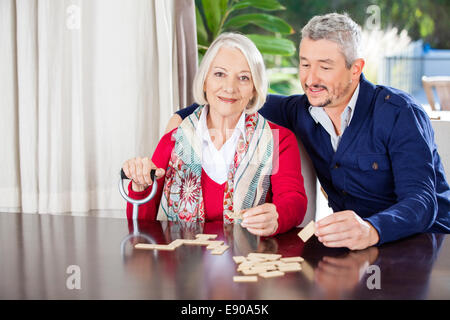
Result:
[126, 129, 176, 220]
[268, 123, 307, 235]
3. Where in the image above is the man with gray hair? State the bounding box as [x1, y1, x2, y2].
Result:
[168, 13, 450, 250]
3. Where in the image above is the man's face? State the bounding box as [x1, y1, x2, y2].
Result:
[299, 38, 354, 109]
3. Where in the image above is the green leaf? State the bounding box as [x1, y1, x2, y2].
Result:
[268, 72, 296, 83]
[201, 0, 223, 37]
[198, 51, 205, 65]
[246, 34, 296, 56]
[223, 13, 294, 34]
[219, 0, 228, 16]
[196, 6, 208, 45]
[270, 82, 294, 96]
[231, 0, 285, 11]
[230, 2, 251, 11]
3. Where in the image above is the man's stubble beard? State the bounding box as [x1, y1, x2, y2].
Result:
[306, 80, 352, 109]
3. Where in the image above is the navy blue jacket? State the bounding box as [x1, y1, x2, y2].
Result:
[177, 75, 450, 244]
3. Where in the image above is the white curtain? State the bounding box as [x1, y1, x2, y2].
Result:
[0, 0, 197, 216]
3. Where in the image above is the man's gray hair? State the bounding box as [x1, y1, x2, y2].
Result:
[301, 13, 362, 68]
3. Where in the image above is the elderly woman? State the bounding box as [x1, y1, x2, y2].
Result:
[122, 33, 307, 236]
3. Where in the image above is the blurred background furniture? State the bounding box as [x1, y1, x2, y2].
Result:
[422, 76, 450, 110]
[430, 111, 450, 176]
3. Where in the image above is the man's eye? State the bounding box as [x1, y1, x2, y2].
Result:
[301, 64, 310, 68]
[321, 66, 331, 70]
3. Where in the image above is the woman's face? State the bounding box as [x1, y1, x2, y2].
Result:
[204, 46, 255, 119]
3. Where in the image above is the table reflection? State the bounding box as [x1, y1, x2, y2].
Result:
[314, 247, 379, 299]
[299, 233, 445, 299]
[0, 212, 447, 299]
[120, 219, 446, 299]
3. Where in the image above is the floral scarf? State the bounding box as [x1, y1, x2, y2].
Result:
[157, 105, 273, 224]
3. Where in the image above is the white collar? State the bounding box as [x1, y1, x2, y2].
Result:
[196, 105, 246, 145]
[309, 83, 360, 124]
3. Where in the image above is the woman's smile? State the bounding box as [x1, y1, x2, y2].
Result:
[218, 96, 238, 104]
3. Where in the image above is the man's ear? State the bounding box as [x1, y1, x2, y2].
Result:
[351, 58, 365, 80]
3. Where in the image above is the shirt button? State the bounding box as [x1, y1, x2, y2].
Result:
[385, 95, 390, 100]
[372, 162, 379, 170]
[334, 163, 340, 169]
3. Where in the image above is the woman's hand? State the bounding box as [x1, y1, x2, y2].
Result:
[241, 203, 279, 236]
[122, 157, 165, 192]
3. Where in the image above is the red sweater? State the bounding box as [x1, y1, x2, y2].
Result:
[126, 122, 307, 235]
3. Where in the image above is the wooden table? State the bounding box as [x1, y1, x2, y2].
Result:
[1, 212, 449, 300]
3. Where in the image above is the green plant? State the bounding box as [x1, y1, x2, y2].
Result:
[195, 0, 296, 59]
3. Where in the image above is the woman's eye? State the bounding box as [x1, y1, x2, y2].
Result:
[214, 72, 225, 77]
[240, 75, 250, 81]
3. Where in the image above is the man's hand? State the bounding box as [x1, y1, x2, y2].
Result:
[314, 247, 379, 295]
[315, 210, 379, 250]
[241, 203, 279, 236]
[164, 114, 183, 134]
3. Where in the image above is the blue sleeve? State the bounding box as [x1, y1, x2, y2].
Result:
[176, 94, 303, 132]
[365, 105, 438, 245]
[257, 94, 303, 132]
[176, 103, 200, 119]
[176, 94, 301, 132]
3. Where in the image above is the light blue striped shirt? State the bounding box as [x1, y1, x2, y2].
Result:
[308, 85, 360, 152]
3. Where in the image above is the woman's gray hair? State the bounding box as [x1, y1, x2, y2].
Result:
[301, 13, 362, 68]
[192, 32, 267, 114]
